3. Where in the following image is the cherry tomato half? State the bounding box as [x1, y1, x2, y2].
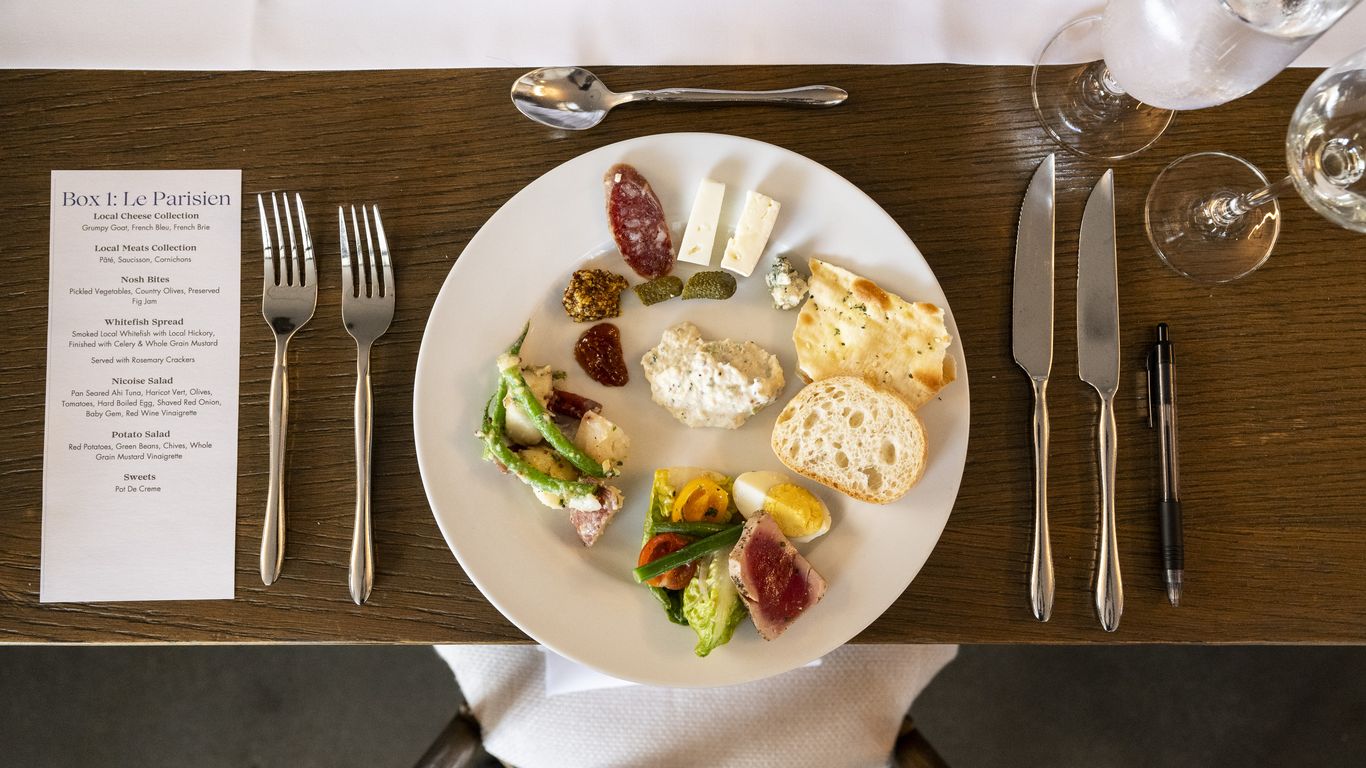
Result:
[637, 532, 699, 590]
[670, 477, 732, 523]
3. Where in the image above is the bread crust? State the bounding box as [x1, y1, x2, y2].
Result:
[770, 376, 927, 504]
[793, 258, 954, 410]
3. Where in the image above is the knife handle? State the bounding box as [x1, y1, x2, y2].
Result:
[1029, 377, 1054, 622]
[1095, 395, 1124, 632]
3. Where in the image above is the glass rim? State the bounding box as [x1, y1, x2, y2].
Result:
[1218, 0, 1364, 41]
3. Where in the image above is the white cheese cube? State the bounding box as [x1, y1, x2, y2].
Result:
[677, 178, 726, 266]
[721, 190, 780, 277]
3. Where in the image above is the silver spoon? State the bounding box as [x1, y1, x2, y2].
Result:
[511, 66, 848, 130]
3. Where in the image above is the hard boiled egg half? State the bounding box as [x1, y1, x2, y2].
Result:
[732, 471, 831, 542]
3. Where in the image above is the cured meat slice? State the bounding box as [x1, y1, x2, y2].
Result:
[604, 163, 674, 279]
[546, 389, 601, 420]
[569, 484, 623, 547]
[728, 513, 827, 640]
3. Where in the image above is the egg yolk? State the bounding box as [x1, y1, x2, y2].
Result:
[672, 477, 732, 523]
[762, 483, 825, 537]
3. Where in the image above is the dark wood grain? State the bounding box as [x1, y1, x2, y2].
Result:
[2, 66, 1363, 644]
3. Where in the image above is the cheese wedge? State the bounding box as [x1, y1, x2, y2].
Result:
[677, 179, 725, 266]
[720, 190, 780, 277]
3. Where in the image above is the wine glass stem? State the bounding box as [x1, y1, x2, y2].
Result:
[1076, 62, 1130, 111]
[1321, 137, 1365, 189]
[1099, 67, 1127, 97]
[1206, 175, 1296, 227]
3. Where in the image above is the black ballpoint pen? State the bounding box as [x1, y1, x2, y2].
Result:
[1148, 323, 1184, 606]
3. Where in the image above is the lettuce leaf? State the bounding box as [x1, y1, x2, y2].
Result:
[650, 585, 688, 625]
[644, 469, 672, 541]
[682, 551, 747, 657]
[644, 470, 688, 625]
[643, 468, 741, 631]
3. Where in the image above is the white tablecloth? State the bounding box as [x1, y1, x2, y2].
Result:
[3, 0, 1362, 70]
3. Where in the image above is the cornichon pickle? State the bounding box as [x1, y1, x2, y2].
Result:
[632, 275, 684, 306]
[681, 270, 737, 300]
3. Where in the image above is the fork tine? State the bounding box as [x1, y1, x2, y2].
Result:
[373, 205, 392, 299]
[282, 193, 300, 286]
[271, 193, 288, 286]
[296, 193, 314, 289]
[339, 206, 354, 298]
[362, 206, 379, 300]
[350, 205, 366, 297]
[258, 194, 275, 286]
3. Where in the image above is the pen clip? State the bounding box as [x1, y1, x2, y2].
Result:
[1146, 346, 1157, 429]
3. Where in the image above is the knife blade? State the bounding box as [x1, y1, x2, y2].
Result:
[1012, 154, 1055, 622]
[1078, 169, 1123, 632]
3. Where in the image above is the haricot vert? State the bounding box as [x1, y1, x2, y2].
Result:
[633, 525, 743, 584]
[495, 324, 612, 479]
[479, 382, 597, 499]
[477, 323, 603, 500]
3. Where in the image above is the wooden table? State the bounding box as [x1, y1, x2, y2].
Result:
[2, 66, 1363, 644]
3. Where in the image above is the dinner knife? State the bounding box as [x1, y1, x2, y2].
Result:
[1078, 169, 1123, 633]
[1012, 154, 1056, 623]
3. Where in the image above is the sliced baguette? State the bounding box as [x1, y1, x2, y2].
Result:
[771, 376, 927, 504]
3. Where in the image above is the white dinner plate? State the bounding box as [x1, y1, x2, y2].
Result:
[413, 132, 969, 687]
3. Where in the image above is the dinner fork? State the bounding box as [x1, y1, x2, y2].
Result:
[259, 193, 317, 586]
[340, 204, 394, 605]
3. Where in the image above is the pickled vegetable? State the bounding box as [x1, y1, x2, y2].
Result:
[633, 275, 684, 306]
[681, 270, 737, 300]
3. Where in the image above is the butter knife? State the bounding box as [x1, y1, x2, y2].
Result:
[1078, 169, 1123, 632]
[1012, 154, 1056, 622]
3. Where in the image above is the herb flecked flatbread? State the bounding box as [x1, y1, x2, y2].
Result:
[792, 258, 955, 409]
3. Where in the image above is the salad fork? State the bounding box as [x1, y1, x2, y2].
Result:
[340, 204, 394, 605]
[259, 193, 317, 586]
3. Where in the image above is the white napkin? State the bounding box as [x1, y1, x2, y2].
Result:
[435, 643, 957, 768]
[3, 0, 1362, 70]
[540, 647, 637, 696]
[540, 646, 821, 697]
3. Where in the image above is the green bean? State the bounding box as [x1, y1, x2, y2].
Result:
[632, 526, 745, 584]
[486, 377, 508, 433]
[500, 364, 609, 478]
[478, 322, 600, 500]
[482, 428, 598, 499]
[508, 322, 529, 357]
[651, 520, 741, 537]
[495, 322, 610, 478]
[481, 375, 592, 498]
[485, 323, 524, 436]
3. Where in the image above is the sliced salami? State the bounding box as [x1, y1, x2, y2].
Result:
[546, 389, 602, 420]
[604, 163, 674, 279]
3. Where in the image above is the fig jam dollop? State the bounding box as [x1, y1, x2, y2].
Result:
[574, 323, 628, 387]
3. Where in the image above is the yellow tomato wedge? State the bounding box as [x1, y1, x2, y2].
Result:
[671, 477, 732, 523]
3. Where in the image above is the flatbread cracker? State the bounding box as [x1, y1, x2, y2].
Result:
[793, 258, 954, 409]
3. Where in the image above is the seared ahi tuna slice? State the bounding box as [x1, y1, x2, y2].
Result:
[569, 484, 623, 547]
[728, 513, 827, 640]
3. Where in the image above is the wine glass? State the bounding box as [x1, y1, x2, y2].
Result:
[1146, 46, 1366, 283]
[1032, 0, 1362, 161]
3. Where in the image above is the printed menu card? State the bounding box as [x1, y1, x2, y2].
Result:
[41, 170, 241, 602]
